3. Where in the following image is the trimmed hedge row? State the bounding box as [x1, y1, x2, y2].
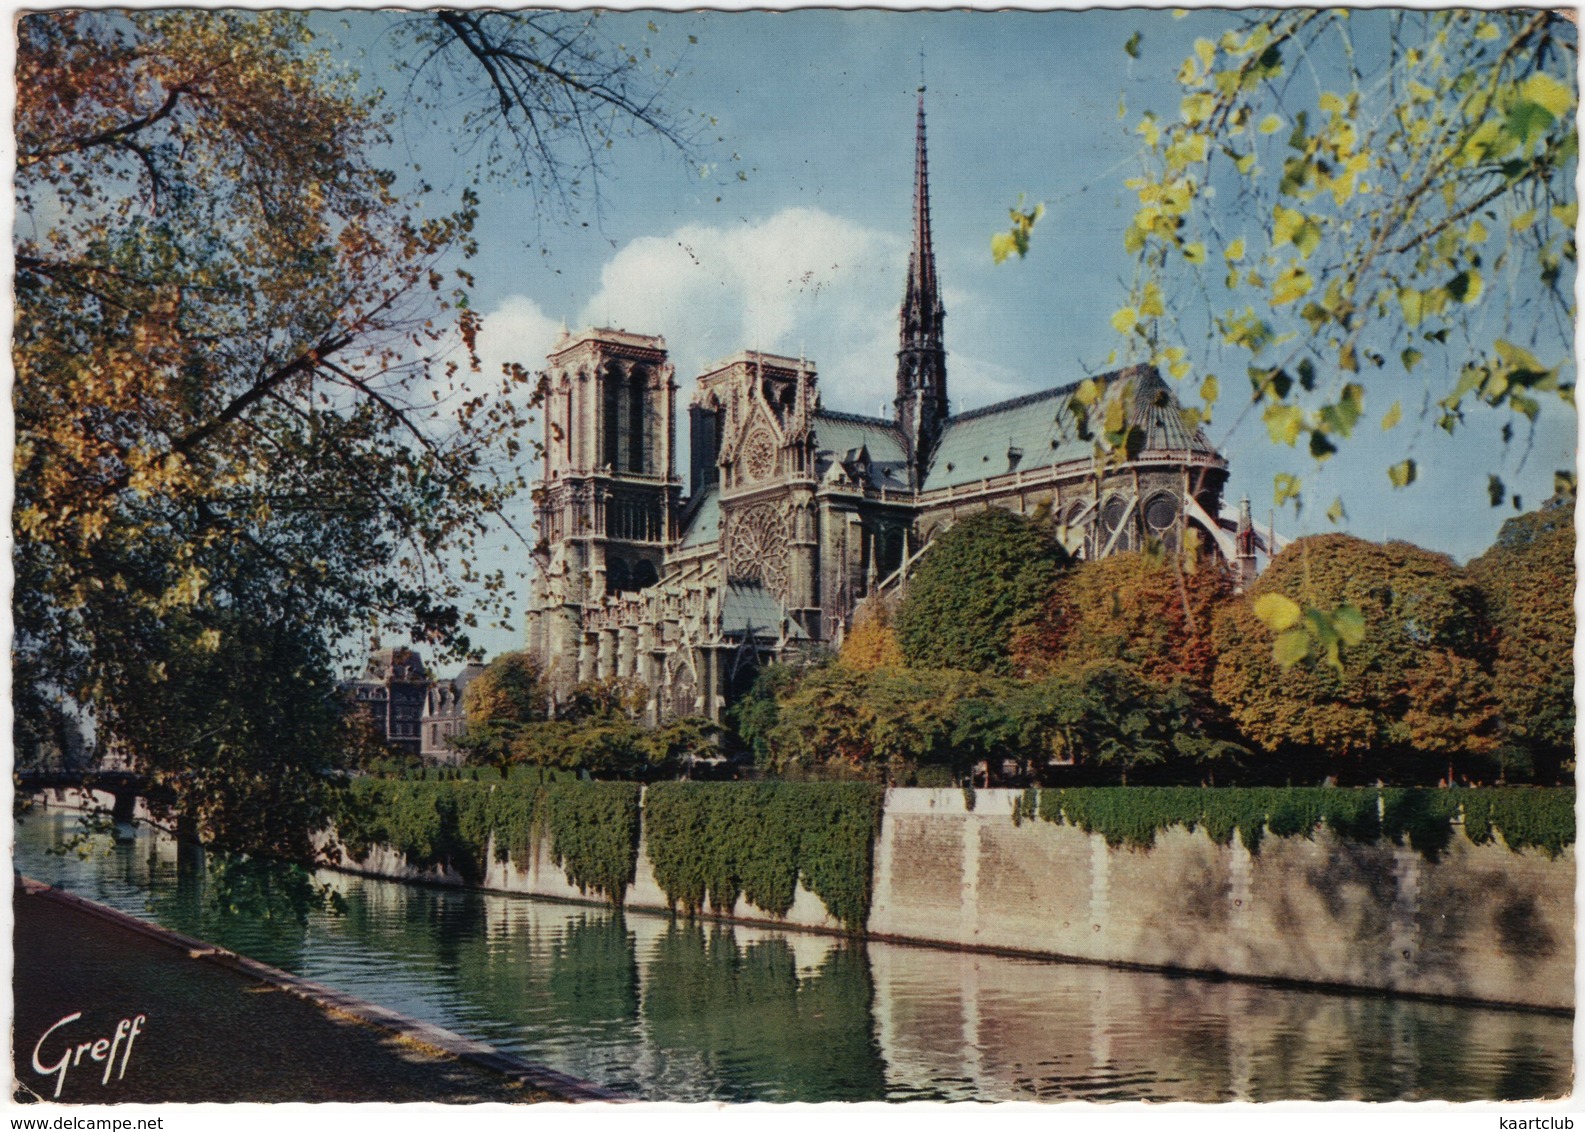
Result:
[1014, 786, 1575, 859]
[336, 778, 887, 929]
[335, 781, 1570, 922]
[336, 776, 640, 903]
[644, 782, 886, 932]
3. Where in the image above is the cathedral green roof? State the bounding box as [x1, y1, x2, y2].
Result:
[678, 485, 720, 548]
[722, 581, 807, 640]
[920, 365, 1218, 492]
[810, 410, 910, 491]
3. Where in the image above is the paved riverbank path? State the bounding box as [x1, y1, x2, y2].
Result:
[12, 876, 621, 1104]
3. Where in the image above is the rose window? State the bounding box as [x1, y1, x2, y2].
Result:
[742, 427, 777, 482]
[725, 504, 790, 601]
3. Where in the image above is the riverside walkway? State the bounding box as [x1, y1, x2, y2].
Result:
[12, 876, 622, 1104]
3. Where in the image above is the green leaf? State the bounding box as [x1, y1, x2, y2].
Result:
[1258, 114, 1283, 135]
[1110, 306, 1138, 334]
[1254, 592, 1302, 632]
[1273, 473, 1302, 506]
[1381, 400, 1402, 430]
[1487, 475, 1506, 508]
[1387, 459, 1417, 489]
[1400, 348, 1423, 373]
[1331, 603, 1365, 647]
[1505, 101, 1555, 149]
[1124, 30, 1143, 59]
[1325, 497, 1345, 524]
[1199, 373, 1220, 405]
[1317, 383, 1363, 437]
[1273, 628, 1310, 668]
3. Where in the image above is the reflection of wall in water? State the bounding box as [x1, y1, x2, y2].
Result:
[865, 942, 1572, 1102]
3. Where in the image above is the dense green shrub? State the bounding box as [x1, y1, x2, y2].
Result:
[335, 777, 640, 902]
[645, 782, 886, 932]
[894, 509, 1068, 676]
[544, 781, 641, 900]
[1028, 786, 1573, 859]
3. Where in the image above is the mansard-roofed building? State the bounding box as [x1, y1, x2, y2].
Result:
[523, 90, 1241, 722]
[342, 645, 429, 757]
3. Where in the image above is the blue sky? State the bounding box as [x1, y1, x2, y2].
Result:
[315, 9, 1576, 663]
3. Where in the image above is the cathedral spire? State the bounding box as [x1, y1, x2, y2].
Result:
[895, 86, 948, 483]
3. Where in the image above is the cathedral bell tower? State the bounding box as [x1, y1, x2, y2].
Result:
[525, 328, 679, 690]
[894, 87, 948, 485]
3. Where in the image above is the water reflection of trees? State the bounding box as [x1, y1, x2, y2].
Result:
[640, 923, 887, 1102]
[17, 816, 1569, 1103]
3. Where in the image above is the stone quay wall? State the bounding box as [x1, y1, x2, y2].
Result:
[324, 786, 1569, 1013]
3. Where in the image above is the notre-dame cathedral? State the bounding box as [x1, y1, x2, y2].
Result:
[524, 93, 1247, 721]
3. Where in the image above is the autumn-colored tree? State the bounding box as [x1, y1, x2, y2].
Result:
[1014, 551, 1234, 689]
[1467, 499, 1576, 780]
[450, 652, 552, 776]
[1211, 535, 1498, 780]
[759, 666, 975, 782]
[894, 509, 1069, 675]
[463, 652, 553, 727]
[840, 596, 905, 671]
[509, 678, 673, 780]
[14, 11, 695, 853]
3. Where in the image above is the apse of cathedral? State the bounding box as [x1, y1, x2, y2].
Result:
[523, 92, 1244, 722]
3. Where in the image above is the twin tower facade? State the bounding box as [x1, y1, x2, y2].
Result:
[523, 94, 1234, 721]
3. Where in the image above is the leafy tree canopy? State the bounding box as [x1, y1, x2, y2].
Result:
[1467, 498, 1576, 778]
[839, 596, 905, 672]
[463, 652, 553, 728]
[1001, 10, 1576, 517]
[894, 509, 1069, 675]
[1014, 550, 1233, 690]
[1211, 534, 1498, 774]
[13, 10, 697, 856]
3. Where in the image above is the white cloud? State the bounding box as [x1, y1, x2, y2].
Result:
[474, 294, 564, 396]
[577, 207, 905, 412]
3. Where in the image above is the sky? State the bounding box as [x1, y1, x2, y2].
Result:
[311, 9, 1576, 665]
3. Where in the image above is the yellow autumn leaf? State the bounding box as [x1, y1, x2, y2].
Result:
[1254, 592, 1302, 632]
[1520, 72, 1573, 118]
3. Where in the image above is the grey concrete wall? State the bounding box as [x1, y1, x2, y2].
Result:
[329, 786, 1573, 1010]
[869, 789, 1574, 1011]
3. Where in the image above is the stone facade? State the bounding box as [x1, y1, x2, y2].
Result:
[420, 662, 487, 765]
[524, 93, 1246, 721]
[342, 646, 429, 757]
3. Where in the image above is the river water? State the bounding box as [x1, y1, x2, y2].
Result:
[13, 810, 1572, 1102]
